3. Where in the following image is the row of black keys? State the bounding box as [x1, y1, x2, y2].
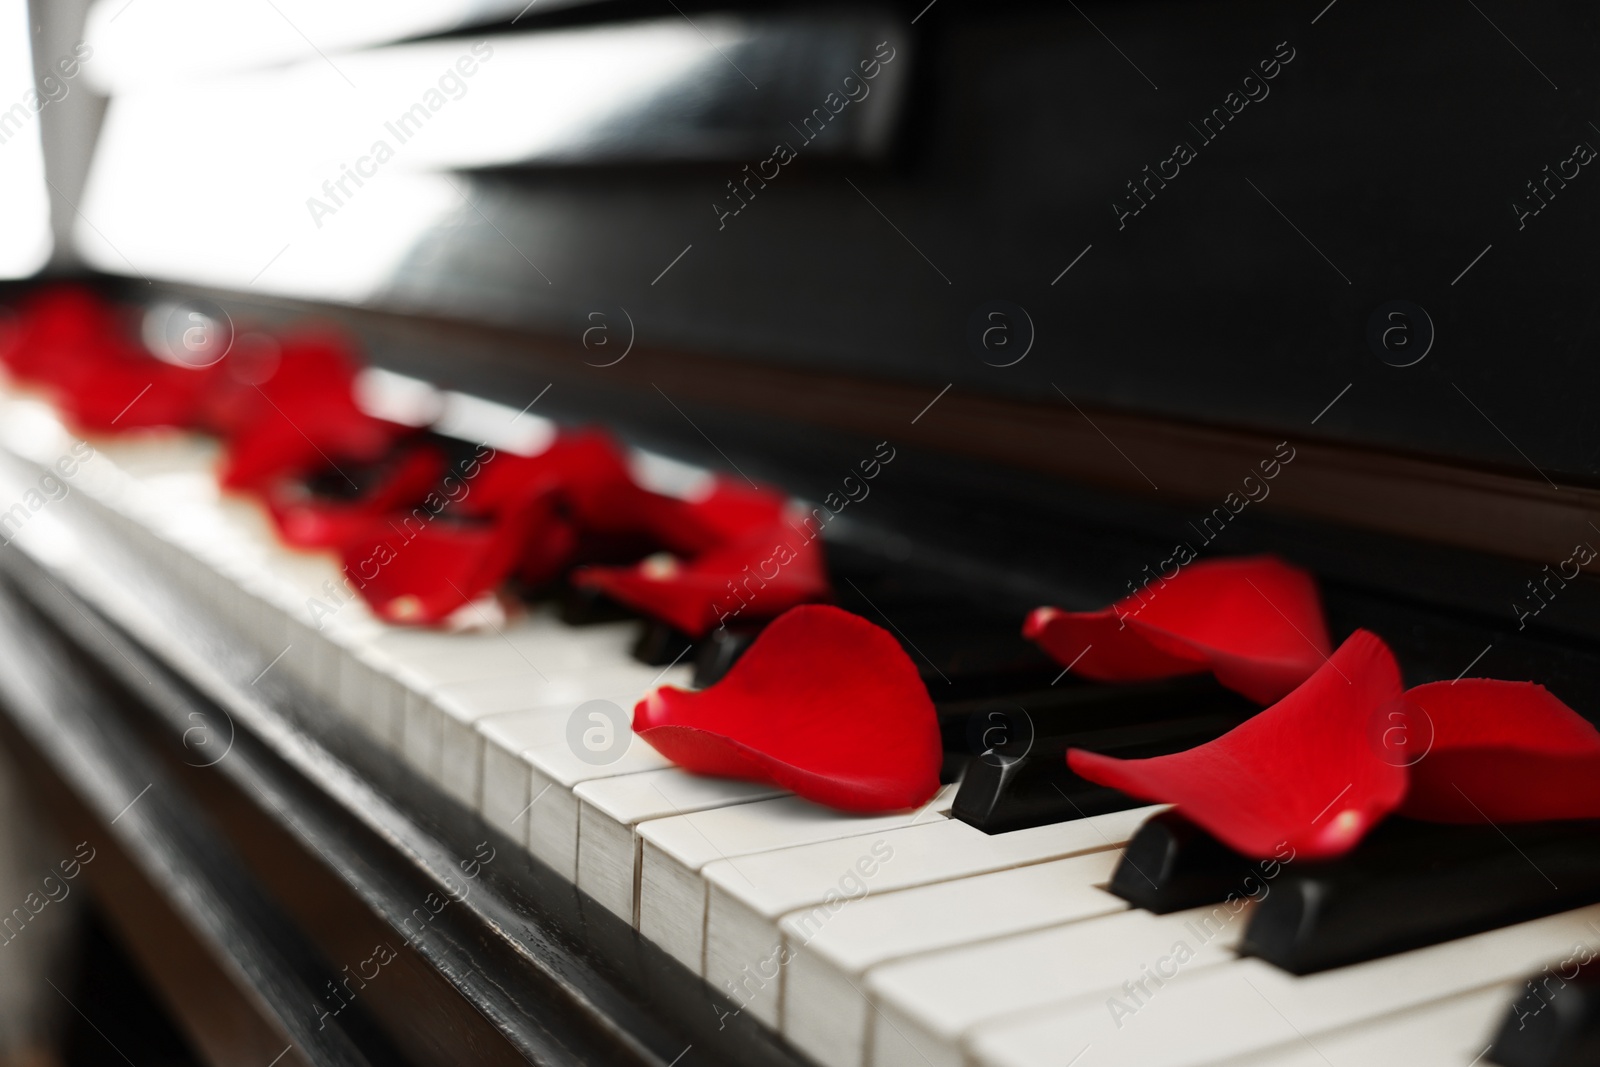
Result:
[1120, 811, 1600, 1066]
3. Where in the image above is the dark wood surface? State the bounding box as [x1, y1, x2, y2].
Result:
[0, 687, 312, 1067]
[143, 281, 1600, 574]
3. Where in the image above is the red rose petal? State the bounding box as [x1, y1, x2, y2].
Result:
[209, 331, 413, 491]
[54, 355, 219, 432]
[1024, 555, 1331, 704]
[1399, 679, 1600, 823]
[448, 431, 667, 571]
[1, 285, 124, 385]
[643, 478, 790, 555]
[574, 522, 829, 637]
[203, 331, 362, 439]
[339, 493, 554, 624]
[458, 430, 636, 521]
[219, 407, 402, 491]
[1, 288, 222, 431]
[513, 512, 581, 589]
[264, 443, 445, 549]
[634, 604, 941, 812]
[213, 336, 402, 492]
[1068, 630, 1407, 860]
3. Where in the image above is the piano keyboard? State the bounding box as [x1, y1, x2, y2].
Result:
[0, 376, 1575, 1067]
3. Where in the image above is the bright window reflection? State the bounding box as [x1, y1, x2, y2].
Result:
[74, 21, 741, 298]
[0, 0, 54, 278]
[81, 0, 599, 92]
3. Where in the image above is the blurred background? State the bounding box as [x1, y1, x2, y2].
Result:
[9, 0, 1599, 484]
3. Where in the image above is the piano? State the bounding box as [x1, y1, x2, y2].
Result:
[1, 0, 1598, 1065]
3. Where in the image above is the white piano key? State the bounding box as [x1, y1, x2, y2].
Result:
[493, 612, 644, 669]
[1224, 984, 1513, 1067]
[780, 849, 1126, 1067]
[868, 901, 1252, 1067]
[339, 642, 409, 749]
[475, 704, 677, 880]
[477, 708, 572, 840]
[518, 737, 675, 882]
[426, 667, 678, 810]
[636, 787, 959, 976]
[574, 769, 786, 923]
[384, 637, 548, 695]
[426, 677, 556, 810]
[0, 391, 86, 467]
[398, 668, 543, 790]
[275, 611, 323, 693]
[704, 805, 1157, 1028]
[965, 903, 1600, 1067]
[311, 611, 387, 709]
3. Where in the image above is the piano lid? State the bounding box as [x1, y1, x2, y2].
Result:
[33, 2, 1600, 487]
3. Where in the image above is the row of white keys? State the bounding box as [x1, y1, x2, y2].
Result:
[705, 803, 1162, 1030]
[58, 427, 358, 689]
[0, 414, 364, 708]
[417, 649, 633, 809]
[78, 444, 335, 685]
[636, 786, 961, 977]
[573, 769, 788, 923]
[965, 903, 1600, 1067]
[63, 425, 688, 816]
[127, 464, 399, 716]
[866, 896, 1255, 1067]
[1223, 983, 1515, 1067]
[477, 705, 681, 882]
[0, 393, 425, 739]
[4, 410, 696, 835]
[771, 812, 1152, 1062]
[385, 620, 664, 805]
[323, 606, 701, 818]
[0, 389, 846, 932]
[30, 411, 795, 906]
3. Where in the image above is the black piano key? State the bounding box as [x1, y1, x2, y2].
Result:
[1242, 819, 1600, 976]
[559, 583, 637, 625]
[940, 681, 1254, 838]
[1489, 959, 1600, 1067]
[1108, 809, 1267, 913]
[952, 702, 1254, 834]
[631, 619, 697, 667]
[904, 620, 1060, 699]
[677, 537, 1062, 691]
[692, 625, 761, 687]
[827, 549, 1059, 696]
[687, 605, 1059, 694]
